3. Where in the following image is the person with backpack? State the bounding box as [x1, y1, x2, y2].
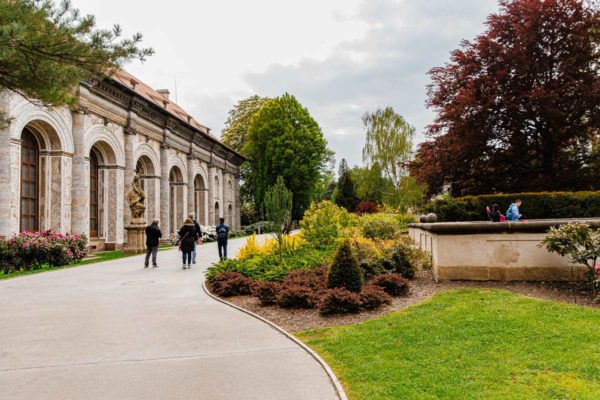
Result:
[178, 218, 196, 269]
[144, 219, 162, 268]
[506, 199, 523, 222]
[216, 217, 229, 261]
[188, 213, 202, 265]
[486, 204, 505, 222]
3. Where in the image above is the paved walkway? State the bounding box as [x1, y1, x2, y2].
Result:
[0, 238, 339, 400]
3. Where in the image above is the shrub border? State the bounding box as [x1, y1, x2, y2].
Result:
[202, 280, 348, 400]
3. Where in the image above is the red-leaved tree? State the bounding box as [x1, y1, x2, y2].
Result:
[411, 0, 600, 197]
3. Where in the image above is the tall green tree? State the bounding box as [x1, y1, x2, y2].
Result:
[351, 162, 390, 203]
[221, 95, 269, 152]
[244, 93, 329, 220]
[0, 0, 152, 123]
[333, 159, 358, 211]
[362, 107, 415, 189]
[264, 176, 293, 247]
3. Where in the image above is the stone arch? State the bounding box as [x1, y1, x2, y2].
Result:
[10, 99, 73, 153]
[84, 125, 125, 167]
[17, 118, 72, 233]
[193, 173, 207, 225]
[134, 143, 160, 176]
[228, 204, 233, 227]
[168, 154, 188, 184]
[89, 138, 122, 243]
[135, 153, 159, 223]
[169, 165, 186, 237]
[215, 201, 220, 225]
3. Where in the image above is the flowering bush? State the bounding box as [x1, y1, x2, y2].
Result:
[540, 222, 600, 298]
[237, 233, 304, 260]
[0, 230, 87, 274]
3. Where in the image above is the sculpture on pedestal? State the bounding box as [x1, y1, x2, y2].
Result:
[124, 173, 146, 254]
[127, 173, 146, 224]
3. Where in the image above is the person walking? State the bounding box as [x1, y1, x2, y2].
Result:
[144, 219, 162, 268]
[178, 218, 196, 269]
[506, 199, 523, 222]
[188, 213, 202, 265]
[216, 217, 229, 261]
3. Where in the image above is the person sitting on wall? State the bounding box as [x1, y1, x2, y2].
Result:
[487, 204, 506, 222]
[506, 199, 523, 222]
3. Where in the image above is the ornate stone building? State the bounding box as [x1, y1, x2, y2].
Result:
[0, 70, 244, 250]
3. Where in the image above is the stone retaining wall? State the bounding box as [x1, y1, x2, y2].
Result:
[408, 219, 600, 282]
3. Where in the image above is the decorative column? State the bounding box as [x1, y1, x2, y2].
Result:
[234, 174, 241, 229]
[123, 130, 136, 241]
[71, 111, 89, 237]
[160, 144, 170, 238]
[208, 165, 216, 225]
[187, 157, 195, 219]
[0, 102, 15, 237]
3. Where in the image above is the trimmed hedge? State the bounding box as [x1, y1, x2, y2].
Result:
[424, 191, 600, 222]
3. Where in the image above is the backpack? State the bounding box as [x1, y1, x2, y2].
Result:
[217, 225, 228, 239]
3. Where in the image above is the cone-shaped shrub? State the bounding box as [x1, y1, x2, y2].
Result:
[327, 239, 363, 293]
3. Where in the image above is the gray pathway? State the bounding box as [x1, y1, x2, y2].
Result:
[0, 237, 338, 400]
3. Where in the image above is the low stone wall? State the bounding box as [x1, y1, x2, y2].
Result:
[408, 219, 600, 282]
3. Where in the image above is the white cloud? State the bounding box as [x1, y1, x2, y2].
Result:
[74, 0, 498, 166]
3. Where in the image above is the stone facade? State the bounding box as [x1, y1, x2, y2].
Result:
[0, 71, 243, 249]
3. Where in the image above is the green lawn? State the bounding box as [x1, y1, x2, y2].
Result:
[297, 289, 600, 400]
[1, 243, 175, 280]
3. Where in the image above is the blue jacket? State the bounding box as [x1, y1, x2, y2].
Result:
[506, 203, 521, 222]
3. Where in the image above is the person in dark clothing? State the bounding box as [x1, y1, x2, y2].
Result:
[216, 217, 229, 261]
[489, 204, 503, 222]
[178, 218, 196, 269]
[188, 213, 202, 264]
[144, 219, 162, 268]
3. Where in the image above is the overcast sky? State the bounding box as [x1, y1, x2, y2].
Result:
[75, 0, 498, 167]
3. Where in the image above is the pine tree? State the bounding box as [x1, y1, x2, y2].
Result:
[327, 239, 363, 293]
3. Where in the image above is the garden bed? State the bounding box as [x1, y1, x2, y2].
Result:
[218, 269, 599, 332]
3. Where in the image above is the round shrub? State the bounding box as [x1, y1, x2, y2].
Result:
[390, 244, 416, 279]
[277, 284, 319, 308]
[209, 271, 253, 297]
[252, 281, 282, 305]
[283, 268, 325, 291]
[327, 239, 363, 293]
[369, 274, 410, 297]
[300, 201, 357, 249]
[359, 285, 392, 310]
[360, 213, 402, 240]
[319, 288, 361, 315]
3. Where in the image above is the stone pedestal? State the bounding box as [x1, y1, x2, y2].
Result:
[124, 224, 146, 254]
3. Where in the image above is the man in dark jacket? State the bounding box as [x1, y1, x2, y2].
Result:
[144, 219, 162, 268]
[216, 217, 229, 261]
[188, 213, 202, 264]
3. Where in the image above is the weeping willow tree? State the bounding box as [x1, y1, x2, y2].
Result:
[362, 107, 415, 189]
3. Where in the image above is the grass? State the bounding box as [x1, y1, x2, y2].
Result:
[0, 243, 175, 280]
[297, 289, 600, 400]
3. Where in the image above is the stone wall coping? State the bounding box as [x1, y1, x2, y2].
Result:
[408, 218, 600, 234]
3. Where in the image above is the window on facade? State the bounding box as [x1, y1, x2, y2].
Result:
[20, 129, 39, 232]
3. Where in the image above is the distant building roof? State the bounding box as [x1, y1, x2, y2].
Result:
[112, 69, 215, 138]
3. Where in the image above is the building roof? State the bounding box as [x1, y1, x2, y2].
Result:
[111, 69, 215, 138]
